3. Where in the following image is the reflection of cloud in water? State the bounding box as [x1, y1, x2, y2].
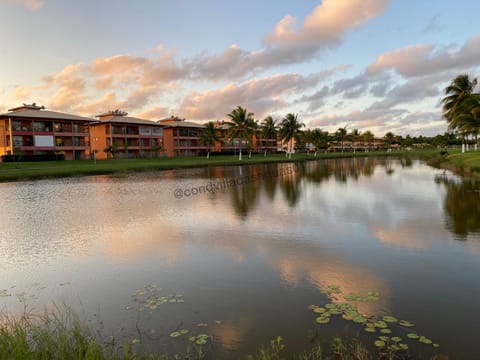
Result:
[267, 247, 390, 315]
[371, 219, 447, 250]
[212, 316, 254, 350]
[104, 221, 183, 265]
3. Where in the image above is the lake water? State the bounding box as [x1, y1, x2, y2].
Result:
[1, 157, 479, 359]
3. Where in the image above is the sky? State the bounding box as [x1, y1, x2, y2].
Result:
[0, 0, 479, 137]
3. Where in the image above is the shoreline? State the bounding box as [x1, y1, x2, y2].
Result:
[0, 149, 477, 183]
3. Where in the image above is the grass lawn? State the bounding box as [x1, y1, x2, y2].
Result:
[0, 148, 467, 183]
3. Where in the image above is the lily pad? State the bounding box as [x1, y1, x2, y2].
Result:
[364, 327, 376, 333]
[407, 333, 419, 339]
[374, 321, 388, 329]
[316, 316, 330, 324]
[433, 343, 440, 348]
[329, 309, 343, 315]
[419, 336, 432, 345]
[380, 328, 392, 334]
[382, 316, 398, 323]
[170, 329, 189, 338]
[374, 340, 385, 347]
[353, 316, 368, 324]
[391, 337, 402, 342]
[345, 293, 363, 301]
[399, 320, 414, 327]
[399, 343, 409, 350]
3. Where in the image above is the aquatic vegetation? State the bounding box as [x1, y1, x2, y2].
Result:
[127, 284, 185, 313]
[310, 285, 441, 355]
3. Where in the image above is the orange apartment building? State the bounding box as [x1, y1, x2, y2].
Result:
[90, 110, 164, 159]
[159, 116, 208, 157]
[0, 103, 95, 160]
[208, 120, 278, 154]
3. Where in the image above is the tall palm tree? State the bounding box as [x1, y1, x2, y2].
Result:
[442, 74, 478, 130]
[279, 113, 304, 159]
[260, 116, 278, 156]
[335, 126, 348, 152]
[362, 130, 374, 152]
[311, 129, 329, 155]
[384, 132, 395, 151]
[199, 121, 221, 159]
[349, 128, 361, 152]
[260, 116, 278, 139]
[226, 106, 256, 160]
[452, 94, 480, 148]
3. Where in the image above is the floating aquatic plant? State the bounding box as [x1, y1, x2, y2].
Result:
[310, 285, 440, 354]
[170, 329, 189, 338]
[128, 284, 185, 313]
[189, 334, 209, 345]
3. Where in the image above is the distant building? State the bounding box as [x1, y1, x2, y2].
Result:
[159, 116, 208, 157]
[90, 110, 164, 159]
[0, 103, 95, 160]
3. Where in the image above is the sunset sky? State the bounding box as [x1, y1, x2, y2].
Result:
[1, 0, 479, 136]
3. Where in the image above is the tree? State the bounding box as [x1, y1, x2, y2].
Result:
[260, 116, 278, 140]
[311, 129, 329, 155]
[199, 121, 221, 159]
[349, 128, 361, 152]
[335, 126, 348, 152]
[362, 130, 374, 151]
[260, 116, 278, 156]
[384, 132, 395, 150]
[442, 74, 478, 126]
[442, 74, 478, 151]
[226, 106, 257, 160]
[279, 113, 304, 159]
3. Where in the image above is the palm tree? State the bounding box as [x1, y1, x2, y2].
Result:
[349, 128, 361, 153]
[311, 129, 329, 156]
[279, 113, 304, 159]
[442, 74, 478, 126]
[384, 132, 395, 151]
[452, 94, 480, 149]
[226, 106, 257, 160]
[335, 126, 348, 152]
[362, 130, 374, 152]
[199, 121, 221, 159]
[442, 74, 478, 151]
[260, 116, 278, 156]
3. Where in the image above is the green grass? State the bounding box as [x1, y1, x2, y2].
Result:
[0, 149, 449, 183]
[443, 151, 480, 174]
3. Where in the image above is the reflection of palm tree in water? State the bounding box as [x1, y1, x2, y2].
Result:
[439, 177, 480, 238]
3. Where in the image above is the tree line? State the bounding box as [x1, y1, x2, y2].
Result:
[200, 105, 462, 160]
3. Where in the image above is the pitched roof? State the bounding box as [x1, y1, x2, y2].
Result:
[93, 116, 163, 126]
[160, 120, 206, 128]
[0, 108, 96, 122]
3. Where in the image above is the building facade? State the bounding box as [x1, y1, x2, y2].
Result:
[0, 103, 95, 160]
[90, 110, 164, 159]
[160, 116, 208, 157]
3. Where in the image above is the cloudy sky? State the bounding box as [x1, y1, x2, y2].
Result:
[0, 0, 479, 136]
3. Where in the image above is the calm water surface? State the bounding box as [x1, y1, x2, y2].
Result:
[1, 157, 479, 359]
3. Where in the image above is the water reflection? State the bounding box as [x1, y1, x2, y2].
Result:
[437, 176, 480, 239]
[1, 157, 480, 359]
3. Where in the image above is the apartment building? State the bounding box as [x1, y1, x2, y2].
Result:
[0, 103, 95, 160]
[159, 116, 208, 157]
[90, 110, 164, 159]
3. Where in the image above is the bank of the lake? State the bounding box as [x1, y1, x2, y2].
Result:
[0, 148, 460, 183]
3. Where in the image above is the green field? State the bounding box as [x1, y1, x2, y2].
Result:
[0, 148, 475, 183]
